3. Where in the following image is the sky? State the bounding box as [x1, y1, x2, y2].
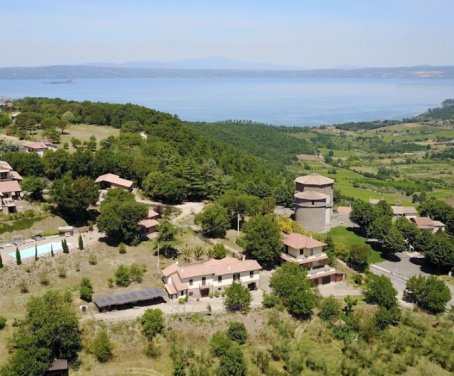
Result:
[2, 0, 453, 68]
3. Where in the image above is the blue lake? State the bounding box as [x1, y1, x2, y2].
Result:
[1, 77, 453, 126]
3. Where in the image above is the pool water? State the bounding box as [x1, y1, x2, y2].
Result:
[8, 242, 65, 259]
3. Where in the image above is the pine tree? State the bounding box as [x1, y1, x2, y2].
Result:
[34, 244, 38, 261]
[15, 247, 21, 265]
[78, 234, 84, 250]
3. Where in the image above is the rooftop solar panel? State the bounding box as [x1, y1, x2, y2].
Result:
[93, 288, 164, 309]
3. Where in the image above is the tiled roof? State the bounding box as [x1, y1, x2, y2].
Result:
[280, 252, 328, 265]
[0, 161, 12, 171]
[283, 233, 326, 249]
[139, 219, 159, 229]
[95, 173, 133, 189]
[10, 171, 22, 180]
[147, 208, 159, 219]
[23, 141, 49, 150]
[295, 174, 334, 186]
[391, 206, 418, 215]
[0, 180, 21, 193]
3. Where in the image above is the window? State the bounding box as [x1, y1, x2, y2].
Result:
[310, 249, 314, 256]
[312, 201, 315, 205]
[250, 271, 254, 278]
[180, 291, 185, 296]
[202, 277, 206, 286]
[218, 276, 222, 283]
[189, 279, 193, 286]
[233, 273, 240, 282]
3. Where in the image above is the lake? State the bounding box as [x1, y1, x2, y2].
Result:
[1, 77, 453, 126]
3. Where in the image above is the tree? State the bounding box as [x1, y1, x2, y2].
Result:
[51, 175, 99, 222]
[97, 189, 147, 244]
[367, 216, 392, 240]
[405, 275, 452, 314]
[61, 110, 76, 124]
[115, 265, 131, 287]
[56, 119, 68, 134]
[270, 263, 315, 319]
[15, 247, 21, 265]
[243, 214, 282, 269]
[80, 277, 94, 302]
[217, 344, 247, 376]
[0, 113, 12, 128]
[195, 204, 230, 238]
[395, 216, 419, 245]
[42, 149, 72, 180]
[227, 322, 247, 345]
[213, 243, 227, 259]
[348, 244, 371, 272]
[210, 332, 233, 358]
[0, 253, 2, 269]
[350, 201, 376, 228]
[21, 176, 47, 201]
[34, 244, 38, 261]
[2, 290, 81, 374]
[364, 274, 397, 309]
[143, 171, 188, 204]
[62, 239, 69, 254]
[381, 225, 406, 255]
[424, 232, 454, 270]
[141, 309, 165, 341]
[224, 283, 251, 313]
[157, 215, 177, 256]
[78, 234, 84, 250]
[375, 305, 401, 330]
[92, 329, 113, 363]
[319, 296, 342, 321]
[374, 200, 393, 219]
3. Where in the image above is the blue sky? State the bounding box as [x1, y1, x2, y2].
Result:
[2, 0, 453, 68]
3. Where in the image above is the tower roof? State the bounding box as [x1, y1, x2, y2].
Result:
[295, 173, 334, 186]
[294, 191, 327, 200]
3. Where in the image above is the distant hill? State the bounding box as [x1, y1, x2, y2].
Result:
[1, 64, 454, 80]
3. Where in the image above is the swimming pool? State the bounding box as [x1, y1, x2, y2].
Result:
[8, 241, 65, 260]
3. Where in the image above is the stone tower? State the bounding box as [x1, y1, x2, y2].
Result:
[294, 173, 334, 232]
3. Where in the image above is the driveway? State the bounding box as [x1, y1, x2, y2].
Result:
[371, 251, 454, 308]
[318, 281, 362, 298]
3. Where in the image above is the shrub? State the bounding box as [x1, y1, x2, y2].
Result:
[144, 340, 161, 358]
[118, 243, 126, 254]
[19, 281, 28, 293]
[224, 283, 251, 313]
[39, 272, 50, 286]
[130, 263, 146, 283]
[217, 343, 247, 376]
[80, 277, 94, 302]
[210, 331, 233, 357]
[0, 316, 6, 330]
[353, 273, 363, 285]
[115, 265, 131, 287]
[141, 309, 165, 341]
[92, 329, 113, 363]
[57, 266, 67, 278]
[88, 253, 97, 265]
[78, 234, 84, 250]
[227, 322, 248, 345]
[404, 275, 451, 314]
[319, 296, 341, 321]
[263, 292, 280, 308]
[375, 306, 401, 330]
[107, 278, 114, 288]
[213, 243, 227, 259]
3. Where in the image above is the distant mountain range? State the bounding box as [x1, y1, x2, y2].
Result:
[0, 58, 453, 79]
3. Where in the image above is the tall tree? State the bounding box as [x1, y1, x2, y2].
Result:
[195, 204, 230, 238]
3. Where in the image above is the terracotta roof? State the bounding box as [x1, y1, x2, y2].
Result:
[412, 217, 434, 228]
[0, 180, 21, 193]
[295, 174, 334, 186]
[391, 206, 418, 216]
[163, 257, 262, 282]
[294, 191, 327, 200]
[336, 206, 352, 215]
[147, 208, 159, 219]
[432, 220, 445, 228]
[170, 272, 189, 291]
[283, 233, 326, 250]
[139, 219, 159, 229]
[164, 283, 177, 295]
[10, 171, 22, 180]
[23, 141, 49, 150]
[95, 173, 133, 189]
[0, 161, 12, 171]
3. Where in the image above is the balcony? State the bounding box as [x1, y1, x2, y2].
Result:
[280, 252, 328, 266]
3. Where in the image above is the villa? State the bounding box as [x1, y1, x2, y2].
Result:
[0, 161, 23, 213]
[281, 233, 343, 285]
[162, 257, 261, 300]
[391, 205, 418, 219]
[411, 217, 445, 233]
[23, 140, 57, 156]
[95, 173, 134, 191]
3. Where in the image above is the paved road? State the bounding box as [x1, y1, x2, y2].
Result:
[371, 252, 454, 308]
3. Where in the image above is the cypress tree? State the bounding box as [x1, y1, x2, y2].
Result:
[0, 253, 3, 268]
[78, 234, 84, 250]
[51, 244, 54, 257]
[34, 244, 38, 261]
[15, 247, 21, 265]
[62, 239, 69, 254]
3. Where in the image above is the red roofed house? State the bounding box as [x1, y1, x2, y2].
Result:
[411, 217, 446, 233]
[0, 161, 23, 213]
[139, 208, 160, 235]
[95, 173, 134, 191]
[23, 140, 57, 156]
[162, 257, 261, 300]
[391, 205, 418, 220]
[282, 233, 343, 285]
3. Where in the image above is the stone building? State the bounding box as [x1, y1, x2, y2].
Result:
[294, 173, 334, 232]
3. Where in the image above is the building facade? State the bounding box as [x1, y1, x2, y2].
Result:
[294, 173, 334, 232]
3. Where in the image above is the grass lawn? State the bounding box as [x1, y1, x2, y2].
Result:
[59, 123, 120, 150]
[328, 226, 384, 264]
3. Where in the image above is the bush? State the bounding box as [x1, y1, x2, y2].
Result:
[210, 331, 233, 357]
[118, 243, 126, 254]
[19, 281, 29, 293]
[144, 340, 161, 358]
[263, 292, 280, 308]
[88, 253, 97, 265]
[115, 265, 131, 287]
[0, 316, 6, 330]
[319, 296, 341, 321]
[224, 283, 251, 313]
[80, 277, 94, 302]
[227, 322, 248, 345]
[92, 329, 113, 363]
[57, 266, 66, 278]
[213, 243, 227, 259]
[364, 274, 397, 309]
[375, 306, 401, 330]
[141, 309, 165, 341]
[130, 263, 146, 283]
[217, 343, 247, 376]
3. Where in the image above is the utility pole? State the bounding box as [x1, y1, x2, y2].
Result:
[237, 213, 240, 237]
[157, 243, 160, 272]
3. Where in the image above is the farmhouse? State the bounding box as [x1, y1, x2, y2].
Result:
[23, 140, 57, 156]
[411, 217, 446, 233]
[95, 173, 133, 191]
[391, 205, 418, 219]
[294, 173, 334, 232]
[282, 233, 343, 285]
[162, 257, 261, 300]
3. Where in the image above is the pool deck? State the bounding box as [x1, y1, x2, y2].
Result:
[0, 228, 104, 266]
